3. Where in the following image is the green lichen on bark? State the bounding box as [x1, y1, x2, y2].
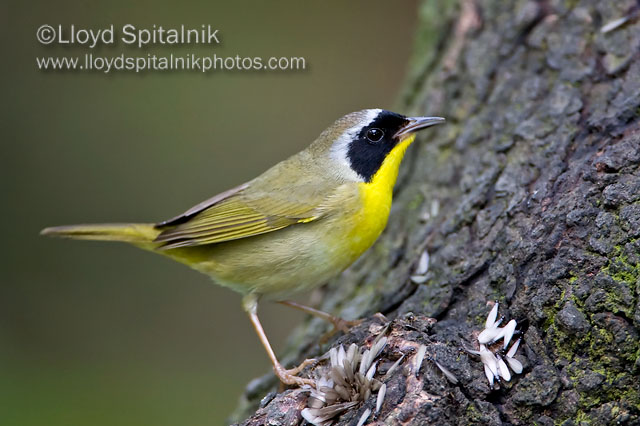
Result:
[235, 0, 640, 424]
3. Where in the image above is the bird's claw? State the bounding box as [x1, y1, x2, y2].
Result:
[274, 358, 317, 387]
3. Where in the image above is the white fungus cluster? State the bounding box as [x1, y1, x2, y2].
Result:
[301, 337, 392, 426]
[410, 250, 430, 284]
[298, 301, 524, 424]
[300, 332, 457, 425]
[468, 302, 523, 388]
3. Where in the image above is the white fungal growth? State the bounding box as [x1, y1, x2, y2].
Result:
[417, 251, 430, 275]
[337, 345, 347, 366]
[371, 337, 387, 359]
[481, 350, 497, 388]
[347, 342, 359, 363]
[301, 407, 316, 424]
[376, 383, 386, 414]
[472, 303, 525, 387]
[486, 302, 499, 328]
[507, 338, 520, 358]
[478, 303, 508, 345]
[504, 337, 523, 375]
[410, 274, 429, 284]
[330, 347, 338, 367]
[356, 408, 372, 426]
[434, 360, 459, 384]
[484, 363, 495, 388]
[478, 325, 505, 344]
[601, 16, 630, 33]
[301, 407, 320, 425]
[414, 344, 427, 376]
[301, 402, 358, 426]
[479, 345, 499, 378]
[497, 357, 511, 381]
[383, 354, 405, 380]
[506, 356, 523, 374]
[411, 250, 429, 284]
[502, 319, 517, 349]
[420, 199, 440, 222]
[359, 337, 386, 376]
[302, 336, 396, 426]
[431, 199, 440, 217]
[366, 362, 377, 380]
[411, 250, 430, 283]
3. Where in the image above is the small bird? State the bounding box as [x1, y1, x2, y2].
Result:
[42, 109, 444, 386]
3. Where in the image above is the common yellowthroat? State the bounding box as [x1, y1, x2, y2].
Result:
[42, 109, 444, 386]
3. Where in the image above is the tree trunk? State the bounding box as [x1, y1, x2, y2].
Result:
[233, 0, 640, 424]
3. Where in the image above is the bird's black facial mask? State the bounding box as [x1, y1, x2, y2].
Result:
[347, 110, 409, 182]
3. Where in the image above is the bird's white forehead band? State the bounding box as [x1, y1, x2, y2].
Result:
[329, 109, 382, 181]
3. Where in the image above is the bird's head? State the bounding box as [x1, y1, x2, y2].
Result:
[317, 109, 445, 184]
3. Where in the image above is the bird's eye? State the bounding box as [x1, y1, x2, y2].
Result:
[366, 128, 384, 143]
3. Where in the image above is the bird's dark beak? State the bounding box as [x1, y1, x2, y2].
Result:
[394, 116, 445, 139]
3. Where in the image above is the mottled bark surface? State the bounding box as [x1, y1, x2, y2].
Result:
[233, 0, 640, 424]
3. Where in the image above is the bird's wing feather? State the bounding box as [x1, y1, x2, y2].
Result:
[154, 182, 330, 249]
[154, 149, 341, 249]
[155, 183, 249, 228]
[154, 194, 322, 249]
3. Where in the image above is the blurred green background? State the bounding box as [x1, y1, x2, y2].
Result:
[2, 1, 418, 424]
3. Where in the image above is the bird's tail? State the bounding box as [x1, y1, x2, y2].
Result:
[41, 223, 160, 244]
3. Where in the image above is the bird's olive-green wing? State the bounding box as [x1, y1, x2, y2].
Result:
[154, 183, 325, 249]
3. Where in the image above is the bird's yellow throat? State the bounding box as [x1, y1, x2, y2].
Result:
[348, 134, 416, 254]
[367, 133, 416, 193]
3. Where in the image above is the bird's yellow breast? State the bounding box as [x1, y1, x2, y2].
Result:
[166, 135, 416, 299]
[345, 135, 416, 256]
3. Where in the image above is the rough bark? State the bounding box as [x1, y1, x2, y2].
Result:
[232, 0, 640, 424]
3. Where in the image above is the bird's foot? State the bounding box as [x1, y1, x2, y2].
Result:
[319, 313, 388, 344]
[331, 317, 363, 334]
[274, 358, 317, 387]
[318, 318, 363, 344]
